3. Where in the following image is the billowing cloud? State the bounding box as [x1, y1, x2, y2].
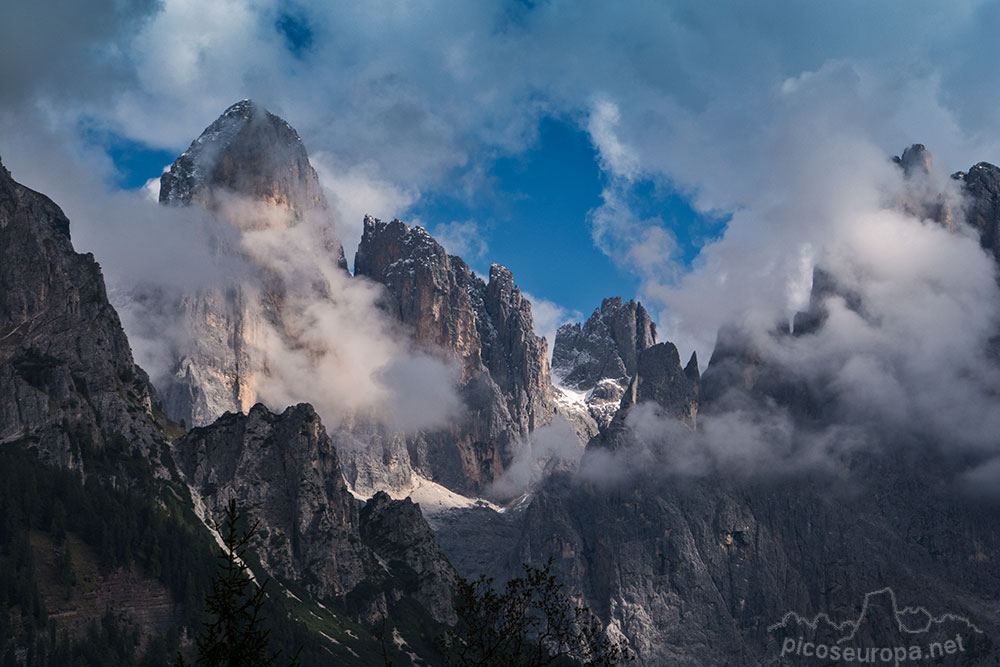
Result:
[427, 220, 488, 260]
[490, 416, 584, 500]
[6, 0, 1000, 484]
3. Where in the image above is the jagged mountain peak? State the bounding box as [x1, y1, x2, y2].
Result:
[954, 159, 1000, 262]
[551, 295, 659, 428]
[353, 215, 555, 493]
[894, 143, 933, 177]
[552, 295, 657, 389]
[358, 216, 443, 263]
[684, 350, 699, 381]
[159, 99, 324, 214]
[620, 341, 698, 414]
[488, 262, 514, 284]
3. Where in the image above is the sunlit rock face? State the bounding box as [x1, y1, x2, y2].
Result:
[354, 216, 558, 494]
[145, 100, 348, 428]
[133, 100, 562, 497]
[159, 99, 326, 220]
[354, 217, 486, 382]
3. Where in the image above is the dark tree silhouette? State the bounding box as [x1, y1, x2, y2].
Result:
[178, 499, 297, 667]
[438, 560, 632, 667]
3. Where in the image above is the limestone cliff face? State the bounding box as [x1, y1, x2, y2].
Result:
[895, 142, 1000, 258]
[355, 216, 553, 419]
[173, 403, 366, 597]
[145, 102, 560, 496]
[516, 456, 1000, 665]
[0, 156, 165, 472]
[590, 341, 700, 453]
[552, 297, 659, 427]
[354, 216, 556, 493]
[172, 403, 456, 623]
[160, 100, 327, 219]
[354, 218, 485, 379]
[151, 100, 347, 428]
[511, 317, 999, 665]
[553, 297, 657, 389]
[360, 492, 458, 625]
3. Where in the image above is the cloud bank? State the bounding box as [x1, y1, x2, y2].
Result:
[6, 0, 1000, 485]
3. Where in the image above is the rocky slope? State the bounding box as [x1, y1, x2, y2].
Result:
[172, 403, 457, 624]
[511, 325, 1000, 665]
[0, 155, 165, 473]
[0, 153, 459, 661]
[515, 449, 1000, 665]
[552, 297, 662, 428]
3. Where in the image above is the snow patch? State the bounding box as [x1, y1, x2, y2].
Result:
[350, 472, 501, 516]
[553, 382, 589, 411]
[394, 473, 501, 515]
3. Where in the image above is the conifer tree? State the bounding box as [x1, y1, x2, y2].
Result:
[178, 499, 294, 667]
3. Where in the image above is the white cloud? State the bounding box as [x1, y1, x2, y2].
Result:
[310, 151, 418, 266]
[587, 99, 639, 180]
[427, 220, 488, 260]
[7, 0, 1000, 481]
[521, 291, 580, 361]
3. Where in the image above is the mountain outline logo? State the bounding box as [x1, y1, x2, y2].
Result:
[768, 587, 983, 643]
[768, 587, 986, 664]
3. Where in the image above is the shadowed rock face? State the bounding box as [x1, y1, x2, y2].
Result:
[354, 216, 556, 493]
[173, 403, 366, 597]
[514, 315, 1000, 665]
[0, 156, 165, 473]
[172, 402, 457, 624]
[551, 297, 661, 428]
[500, 148, 1000, 665]
[894, 142, 933, 177]
[954, 160, 1000, 263]
[360, 492, 458, 624]
[517, 454, 1000, 666]
[620, 343, 699, 418]
[590, 341, 700, 453]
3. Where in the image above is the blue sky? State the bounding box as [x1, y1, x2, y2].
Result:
[415, 117, 634, 316]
